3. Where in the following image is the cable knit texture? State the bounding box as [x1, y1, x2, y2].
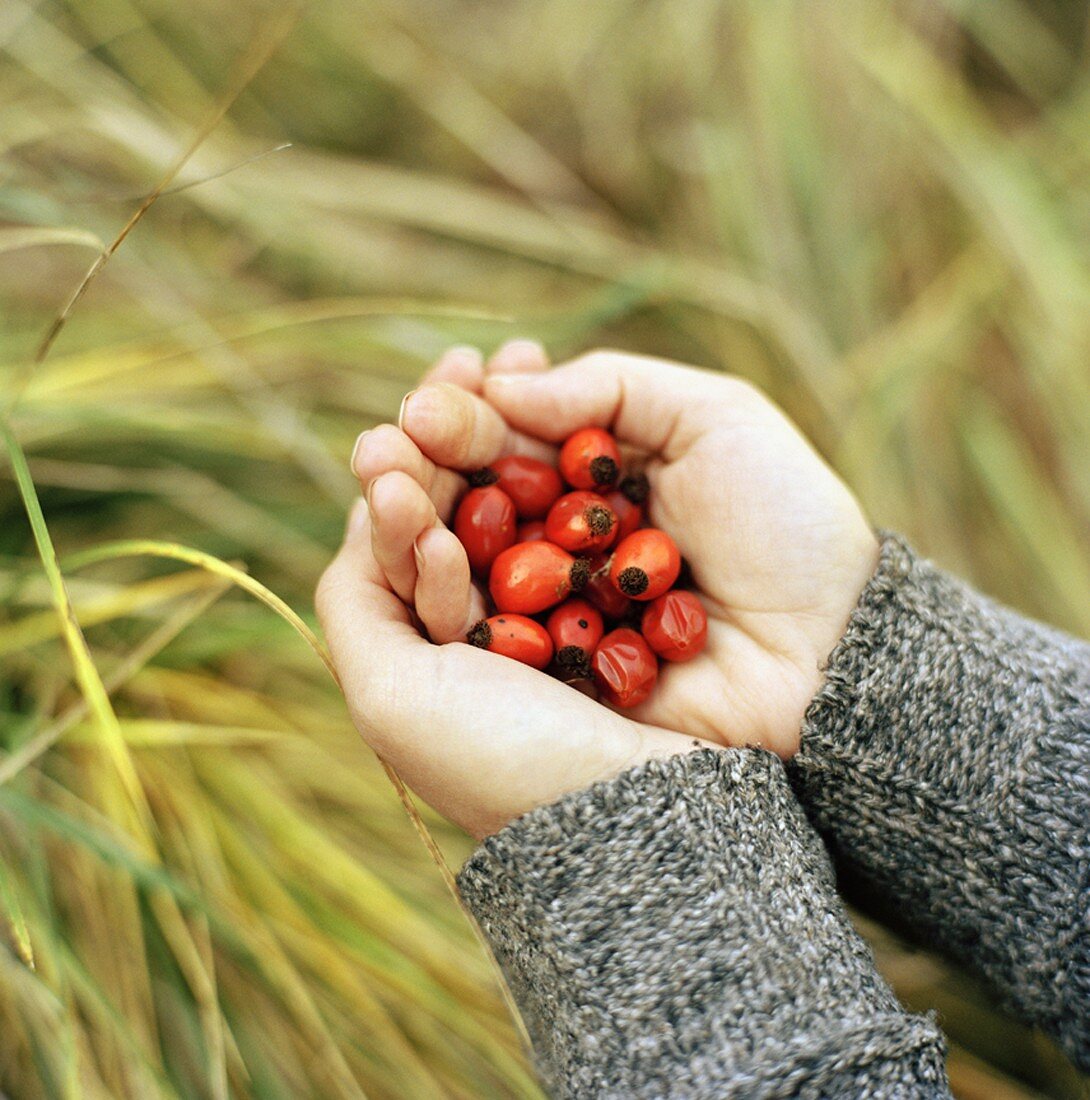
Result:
[789, 532, 1090, 1072]
[458, 748, 952, 1098]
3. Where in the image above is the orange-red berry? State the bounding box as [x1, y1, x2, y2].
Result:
[517, 519, 547, 542]
[591, 628, 658, 708]
[546, 598, 605, 678]
[602, 488, 643, 546]
[453, 486, 517, 574]
[489, 541, 590, 614]
[609, 528, 681, 601]
[641, 590, 708, 662]
[467, 614, 553, 669]
[482, 455, 564, 519]
[581, 552, 632, 618]
[558, 427, 621, 490]
[545, 491, 617, 553]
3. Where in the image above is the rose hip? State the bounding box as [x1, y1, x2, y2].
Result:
[602, 489, 642, 546]
[641, 590, 708, 662]
[609, 528, 681, 601]
[477, 455, 564, 519]
[546, 598, 604, 678]
[489, 540, 590, 614]
[453, 486, 517, 574]
[545, 491, 616, 553]
[591, 628, 658, 708]
[581, 552, 632, 618]
[517, 519, 547, 542]
[558, 427, 621, 490]
[467, 614, 552, 669]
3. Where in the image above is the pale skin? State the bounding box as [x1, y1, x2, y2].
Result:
[316, 342, 878, 839]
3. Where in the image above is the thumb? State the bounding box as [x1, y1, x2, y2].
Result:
[482, 349, 735, 459]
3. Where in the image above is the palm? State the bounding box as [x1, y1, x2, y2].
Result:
[624, 397, 876, 756]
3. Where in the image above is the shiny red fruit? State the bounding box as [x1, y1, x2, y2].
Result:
[558, 427, 621, 490]
[487, 455, 564, 519]
[517, 519, 547, 542]
[545, 491, 617, 553]
[489, 541, 590, 614]
[641, 590, 708, 662]
[467, 614, 552, 669]
[602, 489, 643, 546]
[591, 628, 658, 708]
[609, 528, 681, 601]
[581, 553, 632, 618]
[453, 486, 516, 574]
[546, 598, 605, 677]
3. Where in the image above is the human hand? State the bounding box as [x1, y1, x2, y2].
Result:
[317, 343, 720, 840]
[388, 344, 878, 761]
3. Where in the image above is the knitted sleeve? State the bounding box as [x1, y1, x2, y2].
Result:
[789, 532, 1090, 1072]
[457, 748, 952, 1098]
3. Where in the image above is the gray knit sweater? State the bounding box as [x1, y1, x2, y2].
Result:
[457, 534, 1090, 1097]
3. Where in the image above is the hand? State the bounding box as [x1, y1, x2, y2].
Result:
[405, 345, 878, 758]
[317, 343, 719, 840]
[317, 343, 877, 837]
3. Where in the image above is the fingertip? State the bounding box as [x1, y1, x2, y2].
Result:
[424, 345, 485, 391]
[414, 525, 483, 643]
[486, 339, 549, 375]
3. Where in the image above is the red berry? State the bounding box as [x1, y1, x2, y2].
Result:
[489, 541, 590, 614]
[591, 628, 658, 708]
[545, 491, 617, 553]
[467, 614, 552, 669]
[546, 598, 604, 678]
[517, 519, 547, 542]
[488, 455, 564, 519]
[558, 427, 621, 490]
[453, 486, 517, 574]
[641, 590, 708, 662]
[581, 552, 632, 618]
[602, 489, 643, 546]
[609, 528, 681, 601]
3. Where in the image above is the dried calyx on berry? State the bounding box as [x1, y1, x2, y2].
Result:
[619, 472, 649, 504]
[467, 467, 499, 487]
[569, 557, 591, 592]
[616, 565, 649, 597]
[555, 644, 592, 680]
[589, 454, 619, 488]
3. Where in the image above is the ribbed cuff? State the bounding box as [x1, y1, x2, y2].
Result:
[459, 747, 949, 1098]
[789, 531, 1090, 1071]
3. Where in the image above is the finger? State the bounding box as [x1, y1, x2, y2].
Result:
[413, 525, 487, 643]
[316, 499, 430, 690]
[422, 345, 484, 392]
[399, 380, 556, 470]
[485, 338, 550, 375]
[483, 349, 733, 459]
[368, 470, 438, 603]
[351, 423, 465, 522]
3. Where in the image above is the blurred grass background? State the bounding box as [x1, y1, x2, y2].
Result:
[1, 0, 1089, 1097]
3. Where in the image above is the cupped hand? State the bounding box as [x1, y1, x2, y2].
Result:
[397, 345, 878, 760]
[317, 344, 719, 839]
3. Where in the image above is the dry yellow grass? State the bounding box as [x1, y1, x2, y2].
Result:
[2, 2, 1089, 1096]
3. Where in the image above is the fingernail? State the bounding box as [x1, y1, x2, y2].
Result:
[412, 535, 426, 571]
[346, 497, 369, 536]
[398, 389, 417, 430]
[366, 476, 379, 507]
[349, 430, 371, 475]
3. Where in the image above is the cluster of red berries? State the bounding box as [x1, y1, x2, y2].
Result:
[455, 427, 708, 708]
